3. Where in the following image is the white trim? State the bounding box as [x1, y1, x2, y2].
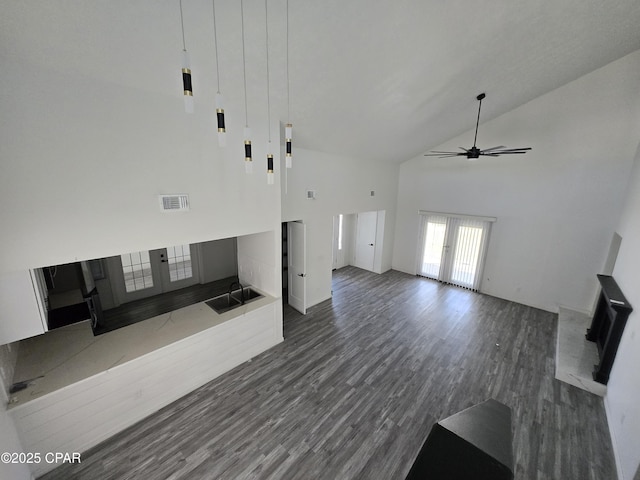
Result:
[29, 269, 49, 333]
[418, 210, 497, 223]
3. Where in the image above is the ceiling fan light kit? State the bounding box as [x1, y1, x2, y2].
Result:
[425, 93, 531, 160]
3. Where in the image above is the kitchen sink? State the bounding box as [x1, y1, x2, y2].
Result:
[205, 294, 242, 314]
[231, 287, 263, 303]
[205, 287, 264, 314]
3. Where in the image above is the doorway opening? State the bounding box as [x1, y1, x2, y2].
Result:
[282, 221, 307, 314]
[332, 210, 385, 274]
[37, 238, 239, 334]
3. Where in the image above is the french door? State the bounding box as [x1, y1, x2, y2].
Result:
[112, 244, 200, 304]
[417, 212, 494, 291]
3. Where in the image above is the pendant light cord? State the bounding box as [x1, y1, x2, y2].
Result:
[179, 0, 187, 51]
[241, 0, 249, 127]
[286, 0, 290, 122]
[212, 0, 220, 92]
[265, 0, 271, 142]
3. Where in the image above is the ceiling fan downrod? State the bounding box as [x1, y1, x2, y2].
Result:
[472, 93, 485, 149]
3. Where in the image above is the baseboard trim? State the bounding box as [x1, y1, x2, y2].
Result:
[307, 295, 333, 309]
[605, 396, 625, 480]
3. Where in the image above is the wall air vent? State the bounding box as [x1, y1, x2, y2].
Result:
[159, 194, 190, 212]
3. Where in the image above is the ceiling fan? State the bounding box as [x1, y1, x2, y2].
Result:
[424, 93, 531, 160]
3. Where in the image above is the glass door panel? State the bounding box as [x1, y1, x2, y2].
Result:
[450, 224, 484, 288]
[166, 244, 193, 282]
[419, 216, 447, 279]
[120, 251, 154, 293]
[159, 244, 199, 293]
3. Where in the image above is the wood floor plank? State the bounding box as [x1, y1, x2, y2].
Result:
[38, 267, 616, 480]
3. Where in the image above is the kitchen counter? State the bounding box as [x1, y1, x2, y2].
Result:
[9, 291, 276, 407]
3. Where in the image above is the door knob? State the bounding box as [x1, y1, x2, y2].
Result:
[297, 273, 306, 277]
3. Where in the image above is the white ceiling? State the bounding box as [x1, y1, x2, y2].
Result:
[3, 0, 640, 163]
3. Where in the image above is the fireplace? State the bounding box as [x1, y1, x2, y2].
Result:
[585, 275, 633, 384]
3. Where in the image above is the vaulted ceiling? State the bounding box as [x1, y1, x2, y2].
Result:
[3, 0, 640, 163]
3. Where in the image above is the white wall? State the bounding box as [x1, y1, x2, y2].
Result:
[332, 213, 357, 270]
[0, 57, 281, 272]
[606, 142, 640, 480]
[237, 230, 281, 299]
[393, 50, 640, 313]
[199, 238, 238, 284]
[0, 271, 47, 345]
[282, 148, 399, 308]
[344, 214, 357, 267]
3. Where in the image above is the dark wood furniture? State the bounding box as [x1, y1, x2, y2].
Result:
[586, 274, 633, 384]
[405, 399, 514, 480]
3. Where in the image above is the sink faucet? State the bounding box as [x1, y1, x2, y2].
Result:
[229, 280, 245, 304]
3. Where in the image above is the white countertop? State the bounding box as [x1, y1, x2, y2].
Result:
[9, 292, 275, 408]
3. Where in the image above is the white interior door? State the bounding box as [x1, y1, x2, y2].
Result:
[288, 221, 307, 314]
[354, 211, 377, 271]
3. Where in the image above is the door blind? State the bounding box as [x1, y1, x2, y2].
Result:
[417, 212, 494, 292]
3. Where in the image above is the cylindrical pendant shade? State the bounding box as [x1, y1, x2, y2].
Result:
[285, 123, 292, 168]
[267, 154, 274, 185]
[216, 111, 225, 131]
[215, 93, 226, 145]
[182, 50, 194, 113]
[244, 126, 252, 173]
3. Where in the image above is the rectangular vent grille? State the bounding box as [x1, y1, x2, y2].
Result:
[159, 194, 189, 212]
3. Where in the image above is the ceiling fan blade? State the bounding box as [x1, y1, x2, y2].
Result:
[480, 145, 505, 152]
[492, 147, 532, 152]
[459, 147, 469, 151]
[424, 151, 467, 158]
[479, 153, 499, 157]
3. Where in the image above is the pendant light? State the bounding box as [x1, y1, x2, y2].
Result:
[240, 0, 252, 173]
[265, 0, 274, 185]
[285, 0, 293, 168]
[179, 0, 194, 113]
[212, 0, 226, 146]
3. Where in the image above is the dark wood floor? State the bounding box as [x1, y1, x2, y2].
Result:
[94, 276, 237, 335]
[39, 267, 615, 480]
